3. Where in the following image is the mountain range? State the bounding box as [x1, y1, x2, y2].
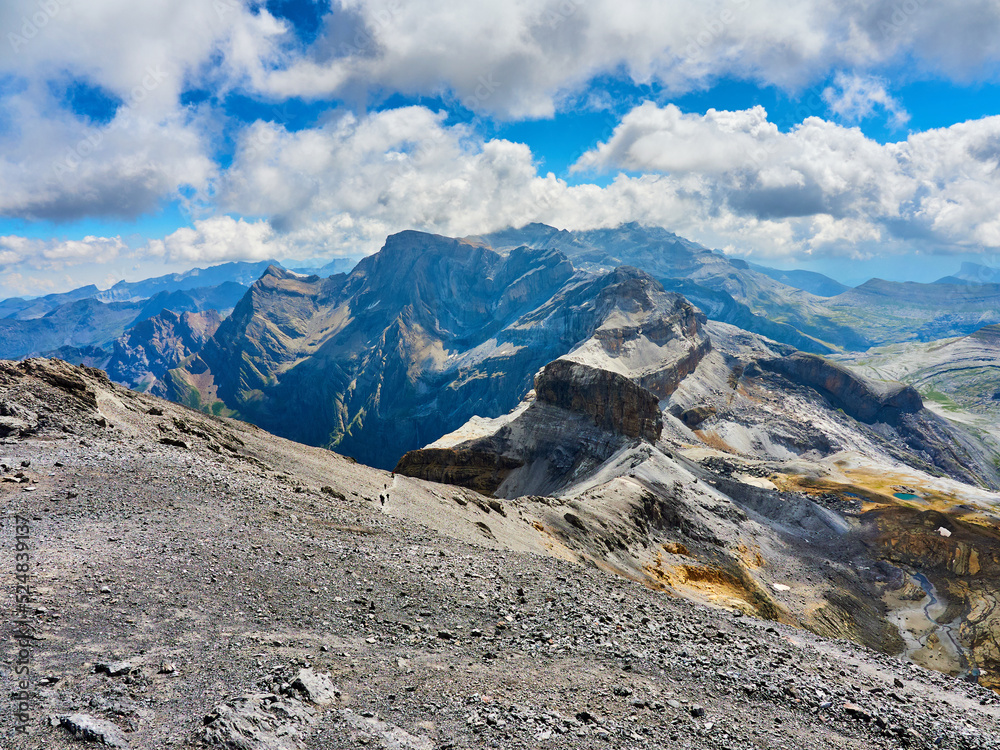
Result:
[0, 258, 359, 364]
[8, 224, 1000, 372]
[79, 225, 988, 472]
[7, 221, 1000, 698]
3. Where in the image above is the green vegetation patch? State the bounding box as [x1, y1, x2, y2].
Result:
[921, 385, 961, 412]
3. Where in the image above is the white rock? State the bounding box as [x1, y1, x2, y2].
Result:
[291, 668, 339, 705]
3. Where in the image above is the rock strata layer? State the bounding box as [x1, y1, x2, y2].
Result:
[534, 359, 663, 442]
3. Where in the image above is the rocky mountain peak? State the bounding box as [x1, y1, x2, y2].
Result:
[107, 308, 224, 393]
[594, 266, 674, 311]
[343, 231, 576, 342]
[258, 264, 310, 282]
[370, 230, 492, 267]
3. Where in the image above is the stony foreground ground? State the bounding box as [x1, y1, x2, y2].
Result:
[1, 360, 999, 749]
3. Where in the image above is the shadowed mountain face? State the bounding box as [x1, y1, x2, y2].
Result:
[163, 231, 713, 468]
[107, 309, 223, 392]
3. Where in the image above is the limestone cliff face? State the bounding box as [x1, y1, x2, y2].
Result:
[568, 267, 712, 400]
[393, 448, 525, 496]
[395, 366, 668, 492]
[759, 352, 923, 424]
[747, 351, 994, 485]
[162, 236, 592, 468]
[189, 266, 348, 402]
[534, 359, 662, 442]
[394, 395, 649, 499]
[246, 242, 577, 469]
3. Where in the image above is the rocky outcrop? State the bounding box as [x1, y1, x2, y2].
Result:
[201, 666, 431, 750]
[970, 323, 1000, 345]
[395, 359, 667, 495]
[572, 268, 713, 399]
[535, 359, 662, 441]
[201, 692, 320, 749]
[758, 352, 923, 424]
[58, 714, 129, 748]
[395, 397, 650, 498]
[12, 357, 103, 408]
[678, 404, 716, 428]
[394, 448, 524, 495]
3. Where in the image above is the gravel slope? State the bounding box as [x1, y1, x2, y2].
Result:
[1, 359, 999, 750]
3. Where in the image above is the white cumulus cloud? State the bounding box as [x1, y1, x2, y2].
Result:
[0, 234, 125, 269]
[575, 102, 1000, 255]
[823, 72, 910, 128]
[240, 0, 1000, 118]
[148, 216, 280, 263]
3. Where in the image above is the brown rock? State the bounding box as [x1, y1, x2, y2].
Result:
[534, 359, 662, 441]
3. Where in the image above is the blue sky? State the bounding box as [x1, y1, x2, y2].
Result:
[3, 0, 1000, 296]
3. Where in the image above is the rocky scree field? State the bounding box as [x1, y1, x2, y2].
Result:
[3, 360, 1000, 749]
